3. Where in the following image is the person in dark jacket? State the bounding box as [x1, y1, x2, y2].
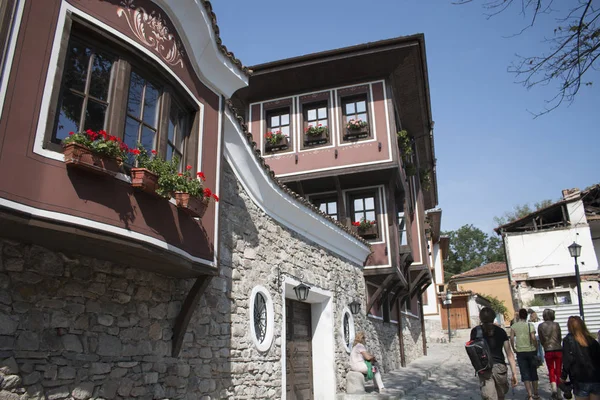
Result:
[560, 316, 600, 400]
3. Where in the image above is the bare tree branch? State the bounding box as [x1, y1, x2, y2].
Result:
[457, 0, 599, 117]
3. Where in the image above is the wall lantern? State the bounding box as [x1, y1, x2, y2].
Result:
[568, 242, 582, 258]
[445, 289, 453, 302]
[294, 283, 311, 301]
[349, 300, 361, 315]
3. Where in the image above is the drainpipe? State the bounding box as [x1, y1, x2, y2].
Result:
[397, 297, 406, 367]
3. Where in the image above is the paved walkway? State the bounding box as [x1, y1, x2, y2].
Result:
[340, 330, 555, 400]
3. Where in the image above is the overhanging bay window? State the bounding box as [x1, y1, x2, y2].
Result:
[45, 25, 195, 168]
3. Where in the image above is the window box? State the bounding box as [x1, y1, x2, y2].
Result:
[344, 126, 369, 141]
[131, 168, 159, 197]
[63, 143, 122, 177]
[304, 130, 328, 147]
[265, 136, 290, 153]
[351, 224, 378, 239]
[174, 192, 208, 218]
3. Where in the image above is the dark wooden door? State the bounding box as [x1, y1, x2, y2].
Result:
[286, 299, 313, 400]
[441, 298, 470, 330]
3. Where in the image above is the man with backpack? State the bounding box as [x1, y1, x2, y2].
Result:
[467, 307, 519, 399]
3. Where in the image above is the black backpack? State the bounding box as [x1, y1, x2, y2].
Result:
[465, 326, 494, 375]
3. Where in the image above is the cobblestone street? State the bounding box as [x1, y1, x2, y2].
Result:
[382, 330, 554, 399]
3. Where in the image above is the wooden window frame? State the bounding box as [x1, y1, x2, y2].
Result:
[0, 0, 18, 83]
[312, 195, 338, 220]
[348, 190, 380, 240]
[340, 92, 371, 142]
[42, 18, 197, 170]
[264, 106, 292, 154]
[301, 100, 330, 149]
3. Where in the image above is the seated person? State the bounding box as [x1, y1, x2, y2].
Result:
[349, 331, 385, 393]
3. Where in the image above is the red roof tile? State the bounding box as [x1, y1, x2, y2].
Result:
[451, 262, 507, 279]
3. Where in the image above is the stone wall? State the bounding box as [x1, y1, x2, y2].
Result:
[219, 163, 408, 397]
[400, 314, 424, 365]
[0, 238, 233, 400]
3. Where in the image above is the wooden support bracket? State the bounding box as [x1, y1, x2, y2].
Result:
[365, 274, 394, 314]
[172, 276, 213, 357]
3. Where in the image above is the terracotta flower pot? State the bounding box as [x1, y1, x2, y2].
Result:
[63, 143, 122, 176]
[131, 168, 159, 196]
[174, 192, 209, 218]
[344, 126, 370, 141]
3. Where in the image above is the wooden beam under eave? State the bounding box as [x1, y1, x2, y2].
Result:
[365, 274, 394, 315]
[334, 176, 347, 225]
[172, 276, 213, 357]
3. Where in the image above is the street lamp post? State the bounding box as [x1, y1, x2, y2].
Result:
[568, 242, 584, 320]
[444, 289, 453, 343]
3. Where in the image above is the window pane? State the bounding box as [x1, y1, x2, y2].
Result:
[357, 113, 367, 122]
[270, 115, 279, 127]
[141, 126, 156, 151]
[127, 72, 144, 117]
[280, 114, 289, 125]
[280, 126, 289, 136]
[354, 212, 364, 221]
[143, 83, 159, 127]
[345, 103, 355, 114]
[307, 109, 316, 121]
[319, 203, 327, 213]
[318, 119, 328, 127]
[356, 101, 366, 113]
[365, 197, 375, 210]
[354, 198, 363, 211]
[168, 117, 176, 143]
[365, 211, 376, 221]
[318, 107, 327, 119]
[89, 53, 114, 101]
[176, 116, 186, 150]
[328, 202, 337, 214]
[84, 100, 107, 132]
[124, 117, 140, 164]
[63, 44, 91, 93]
[166, 145, 174, 162]
[331, 215, 338, 221]
[55, 91, 84, 140]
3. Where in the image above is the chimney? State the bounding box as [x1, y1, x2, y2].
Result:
[562, 188, 581, 200]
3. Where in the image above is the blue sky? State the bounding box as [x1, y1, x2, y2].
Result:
[212, 1, 599, 233]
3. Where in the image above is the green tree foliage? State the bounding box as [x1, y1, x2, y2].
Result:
[493, 199, 553, 227]
[442, 224, 505, 281]
[456, 0, 599, 116]
[482, 294, 509, 320]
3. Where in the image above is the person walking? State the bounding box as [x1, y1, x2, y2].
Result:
[530, 311, 545, 367]
[538, 309, 563, 399]
[470, 307, 518, 400]
[511, 308, 541, 399]
[560, 316, 600, 400]
[349, 331, 386, 393]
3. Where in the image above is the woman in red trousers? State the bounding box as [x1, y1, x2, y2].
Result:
[538, 309, 563, 399]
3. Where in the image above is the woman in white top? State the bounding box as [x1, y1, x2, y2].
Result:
[349, 331, 385, 392]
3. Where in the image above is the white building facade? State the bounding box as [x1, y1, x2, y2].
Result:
[497, 186, 600, 309]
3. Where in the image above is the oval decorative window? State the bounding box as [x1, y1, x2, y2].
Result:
[254, 292, 267, 343]
[340, 307, 355, 353]
[249, 286, 274, 352]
